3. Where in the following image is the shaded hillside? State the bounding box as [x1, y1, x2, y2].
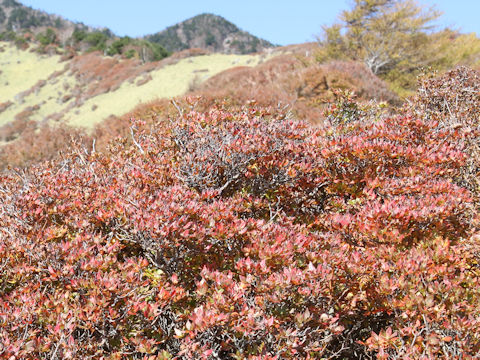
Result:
[146, 13, 275, 54]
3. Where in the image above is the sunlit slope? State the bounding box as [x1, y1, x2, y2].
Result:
[0, 41, 272, 128]
[0, 42, 65, 125]
[0, 45, 62, 100]
[65, 53, 268, 128]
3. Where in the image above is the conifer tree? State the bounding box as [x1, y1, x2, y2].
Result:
[320, 0, 441, 75]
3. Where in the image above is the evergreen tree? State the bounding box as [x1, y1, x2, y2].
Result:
[320, 0, 441, 75]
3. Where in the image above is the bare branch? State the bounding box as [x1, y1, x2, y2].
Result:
[130, 126, 145, 155]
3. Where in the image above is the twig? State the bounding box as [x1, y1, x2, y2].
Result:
[50, 334, 65, 360]
[130, 127, 145, 155]
[171, 99, 183, 117]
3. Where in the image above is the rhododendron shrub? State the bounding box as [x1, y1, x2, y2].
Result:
[1, 86, 480, 359]
[405, 66, 480, 201]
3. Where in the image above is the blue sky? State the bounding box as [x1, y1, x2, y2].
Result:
[19, 0, 480, 46]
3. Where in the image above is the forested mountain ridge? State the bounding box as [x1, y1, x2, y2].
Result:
[0, 0, 74, 31]
[0, 0, 97, 44]
[146, 13, 275, 54]
[0, 3, 274, 55]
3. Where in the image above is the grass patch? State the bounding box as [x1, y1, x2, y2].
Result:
[0, 41, 65, 126]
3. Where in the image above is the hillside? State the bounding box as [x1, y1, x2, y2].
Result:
[0, 0, 95, 43]
[0, 41, 273, 130]
[1, 4, 275, 56]
[0, 0, 71, 32]
[0, 40, 401, 169]
[146, 13, 275, 54]
[0, 1, 170, 61]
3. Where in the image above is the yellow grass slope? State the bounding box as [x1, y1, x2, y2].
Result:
[66, 53, 270, 128]
[0, 42, 66, 126]
[0, 41, 273, 129]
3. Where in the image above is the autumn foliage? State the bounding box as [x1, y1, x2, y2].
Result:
[1, 67, 480, 359]
[89, 53, 398, 156]
[0, 119, 90, 169]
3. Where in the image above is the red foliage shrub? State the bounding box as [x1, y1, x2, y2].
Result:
[0, 122, 90, 170]
[68, 52, 164, 100]
[1, 82, 479, 359]
[405, 66, 480, 202]
[0, 101, 13, 113]
[196, 56, 399, 123]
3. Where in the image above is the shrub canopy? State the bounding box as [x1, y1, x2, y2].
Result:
[1, 70, 480, 359]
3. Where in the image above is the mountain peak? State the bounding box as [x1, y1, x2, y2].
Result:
[147, 13, 275, 54]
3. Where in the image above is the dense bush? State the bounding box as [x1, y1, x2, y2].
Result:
[84, 31, 109, 52]
[1, 69, 480, 359]
[405, 66, 480, 201]
[36, 28, 57, 46]
[106, 37, 170, 62]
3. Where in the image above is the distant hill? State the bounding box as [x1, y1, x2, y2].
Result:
[0, 1, 170, 62]
[0, 3, 272, 58]
[0, 0, 67, 31]
[0, 0, 95, 42]
[146, 13, 275, 54]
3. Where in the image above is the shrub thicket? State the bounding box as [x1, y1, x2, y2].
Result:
[36, 28, 57, 46]
[1, 67, 480, 358]
[404, 67, 480, 201]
